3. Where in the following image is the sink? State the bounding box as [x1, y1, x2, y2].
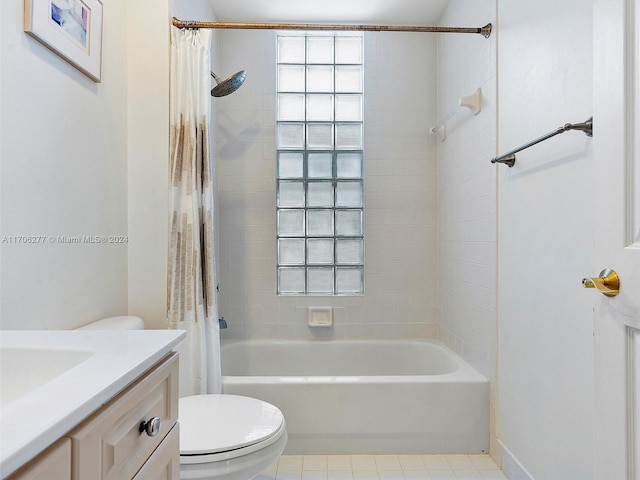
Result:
[0, 329, 185, 478]
[0, 347, 95, 408]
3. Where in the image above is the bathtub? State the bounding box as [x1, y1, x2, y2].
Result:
[221, 339, 488, 455]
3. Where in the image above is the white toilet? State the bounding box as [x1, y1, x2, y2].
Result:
[78, 316, 287, 480]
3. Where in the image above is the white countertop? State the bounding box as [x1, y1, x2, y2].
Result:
[0, 329, 185, 477]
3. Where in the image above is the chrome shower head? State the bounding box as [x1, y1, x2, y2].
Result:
[210, 70, 246, 97]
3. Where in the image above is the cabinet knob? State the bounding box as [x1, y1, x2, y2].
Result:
[139, 417, 161, 437]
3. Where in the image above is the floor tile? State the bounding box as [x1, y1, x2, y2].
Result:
[279, 456, 304, 471]
[429, 470, 457, 480]
[304, 455, 328, 471]
[374, 455, 402, 471]
[453, 471, 483, 480]
[270, 454, 503, 480]
[398, 455, 426, 471]
[421, 455, 450, 470]
[352, 470, 379, 480]
[328, 470, 354, 480]
[328, 455, 352, 471]
[404, 470, 431, 480]
[302, 471, 328, 480]
[378, 470, 405, 479]
[276, 471, 303, 480]
[444, 455, 475, 470]
[403, 471, 432, 479]
[469, 455, 500, 470]
[479, 471, 508, 480]
[351, 455, 377, 470]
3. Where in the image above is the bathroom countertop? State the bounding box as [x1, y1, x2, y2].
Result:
[0, 329, 185, 477]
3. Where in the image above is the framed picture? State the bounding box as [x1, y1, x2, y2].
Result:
[24, 0, 103, 82]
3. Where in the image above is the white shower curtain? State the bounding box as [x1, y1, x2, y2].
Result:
[167, 27, 221, 396]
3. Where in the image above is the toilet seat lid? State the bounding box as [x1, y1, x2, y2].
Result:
[179, 394, 285, 456]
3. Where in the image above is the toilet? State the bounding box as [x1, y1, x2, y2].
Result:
[78, 316, 287, 480]
[179, 394, 286, 480]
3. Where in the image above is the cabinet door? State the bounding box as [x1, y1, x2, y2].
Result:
[8, 438, 71, 480]
[133, 424, 180, 480]
[70, 354, 178, 480]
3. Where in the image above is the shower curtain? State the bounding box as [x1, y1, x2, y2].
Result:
[167, 27, 221, 396]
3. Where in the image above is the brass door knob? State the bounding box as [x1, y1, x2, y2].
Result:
[582, 269, 620, 297]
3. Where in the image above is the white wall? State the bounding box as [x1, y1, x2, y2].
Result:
[0, 0, 214, 330]
[215, 29, 439, 340]
[436, 0, 497, 452]
[496, 1, 594, 478]
[127, 0, 217, 330]
[0, 0, 129, 329]
[126, 0, 170, 330]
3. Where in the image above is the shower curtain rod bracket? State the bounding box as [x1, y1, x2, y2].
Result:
[172, 17, 492, 38]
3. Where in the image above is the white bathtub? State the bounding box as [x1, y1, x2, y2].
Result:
[221, 339, 488, 455]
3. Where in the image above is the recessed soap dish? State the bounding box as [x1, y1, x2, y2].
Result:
[308, 307, 333, 327]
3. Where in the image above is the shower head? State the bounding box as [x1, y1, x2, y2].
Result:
[210, 70, 246, 97]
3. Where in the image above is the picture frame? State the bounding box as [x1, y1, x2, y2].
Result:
[24, 0, 103, 82]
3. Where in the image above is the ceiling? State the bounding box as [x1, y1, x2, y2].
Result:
[207, 0, 449, 25]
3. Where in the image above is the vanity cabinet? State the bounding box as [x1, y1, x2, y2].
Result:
[6, 439, 71, 480]
[133, 424, 180, 480]
[8, 353, 179, 480]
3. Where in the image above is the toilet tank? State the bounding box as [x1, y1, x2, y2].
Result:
[76, 316, 145, 330]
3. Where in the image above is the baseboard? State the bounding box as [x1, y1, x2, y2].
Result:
[492, 439, 535, 480]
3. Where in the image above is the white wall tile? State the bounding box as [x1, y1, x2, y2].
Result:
[436, 0, 497, 459]
[216, 27, 439, 340]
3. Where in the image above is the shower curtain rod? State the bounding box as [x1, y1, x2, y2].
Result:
[171, 17, 492, 38]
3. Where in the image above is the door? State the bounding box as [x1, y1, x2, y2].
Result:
[593, 0, 640, 478]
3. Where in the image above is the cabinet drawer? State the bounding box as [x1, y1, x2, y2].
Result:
[70, 353, 178, 480]
[133, 424, 179, 480]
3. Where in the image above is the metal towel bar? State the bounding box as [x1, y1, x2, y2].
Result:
[491, 117, 593, 167]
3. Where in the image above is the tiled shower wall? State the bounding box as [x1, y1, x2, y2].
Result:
[215, 30, 439, 339]
[436, 0, 497, 455]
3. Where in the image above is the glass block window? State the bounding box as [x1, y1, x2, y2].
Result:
[276, 33, 364, 295]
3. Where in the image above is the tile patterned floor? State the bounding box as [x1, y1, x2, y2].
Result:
[253, 454, 507, 480]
